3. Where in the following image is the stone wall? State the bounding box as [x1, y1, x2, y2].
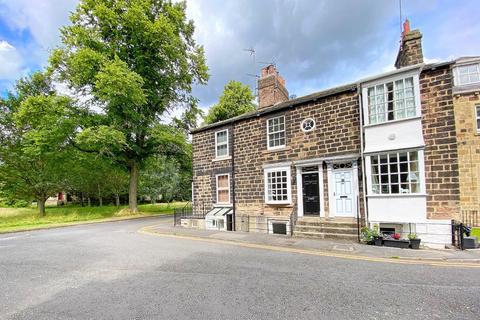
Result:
[192, 88, 363, 229]
[453, 93, 480, 212]
[420, 65, 461, 219]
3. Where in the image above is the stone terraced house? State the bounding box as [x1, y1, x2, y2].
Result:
[188, 20, 479, 248]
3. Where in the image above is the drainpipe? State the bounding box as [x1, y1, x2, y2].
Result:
[231, 122, 236, 231]
[357, 83, 369, 226]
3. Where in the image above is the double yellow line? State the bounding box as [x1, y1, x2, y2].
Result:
[138, 224, 480, 269]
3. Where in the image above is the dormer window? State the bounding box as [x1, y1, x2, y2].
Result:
[454, 63, 480, 86]
[215, 129, 229, 158]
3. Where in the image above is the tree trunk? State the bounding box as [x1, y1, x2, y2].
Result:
[81, 192, 85, 207]
[129, 161, 139, 213]
[99, 197, 103, 206]
[37, 197, 46, 217]
[87, 197, 91, 207]
[115, 194, 120, 207]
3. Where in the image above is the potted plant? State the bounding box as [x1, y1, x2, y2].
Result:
[383, 233, 410, 249]
[361, 225, 382, 246]
[408, 233, 421, 249]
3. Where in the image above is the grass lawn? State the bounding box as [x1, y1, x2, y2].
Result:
[471, 227, 480, 238]
[0, 202, 186, 233]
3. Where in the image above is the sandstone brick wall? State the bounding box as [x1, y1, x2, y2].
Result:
[192, 88, 364, 228]
[453, 93, 480, 212]
[420, 65, 461, 219]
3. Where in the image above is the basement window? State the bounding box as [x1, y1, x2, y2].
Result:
[267, 116, 286, 150]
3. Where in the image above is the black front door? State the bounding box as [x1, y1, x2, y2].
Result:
[302, 172, 320, 215]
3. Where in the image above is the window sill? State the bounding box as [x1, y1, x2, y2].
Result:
[264, 146, 290, 154]
[265, 201, 293, 206]
[214, 204, 232, 207]
[212, 156, 232, 162]
[364, 116, 422, 128]
[367, 193, 427, 198]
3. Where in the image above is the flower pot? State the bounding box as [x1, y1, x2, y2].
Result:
[409, 239, 421, 249]
[383, 239, 410, 249]
[374, 237, 383, 246]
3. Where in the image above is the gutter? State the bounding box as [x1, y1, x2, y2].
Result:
[231, 122, 236, 231]
[357, 83, 369, 226]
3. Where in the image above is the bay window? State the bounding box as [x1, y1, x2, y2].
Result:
[367, 76, 417, 124]
[264, 166, 291, 204]
[370, 150, 422, 195]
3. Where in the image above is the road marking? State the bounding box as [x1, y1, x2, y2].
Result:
[138, 225, 480, 269]
[0, 234, 29, 241]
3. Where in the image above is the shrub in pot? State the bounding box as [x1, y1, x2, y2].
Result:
[361, 224, 381, 245]
[408, 233, 421, 249]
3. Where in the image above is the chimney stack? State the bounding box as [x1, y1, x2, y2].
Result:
[258, 65, 289, 110]
[394, 19, 424, 69]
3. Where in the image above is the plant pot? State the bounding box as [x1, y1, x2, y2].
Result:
[374, 237, 383, 246]
[409, 239, 421, 249]
[383, 239, 410, 249]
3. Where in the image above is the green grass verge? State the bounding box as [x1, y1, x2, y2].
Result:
[0, 202, 187, 233]
[471, 227, 480, 238]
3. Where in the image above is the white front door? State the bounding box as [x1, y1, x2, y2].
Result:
[334, 169, 354, 217]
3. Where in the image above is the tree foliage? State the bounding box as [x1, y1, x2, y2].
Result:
[204, 80, 256, 124]
[49, 0, 208, 212]
[0, 73, 75, 215]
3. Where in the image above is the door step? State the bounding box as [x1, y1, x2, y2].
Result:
[293, 218, 359, 241]
[293, 231, 358, 241]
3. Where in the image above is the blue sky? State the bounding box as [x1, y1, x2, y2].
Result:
[0, 0, 479, 109]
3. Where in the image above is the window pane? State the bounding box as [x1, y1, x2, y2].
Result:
[218, 175, 229, 188]
[217, 144, 228, 157]
[218, 190, 229, 203]
[217, 131, 227, 143]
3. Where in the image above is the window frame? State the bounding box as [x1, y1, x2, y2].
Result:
[362, 71, 421, 126]
[266, 115, 286, 150]
[264, 166, 292, 205]
[454, 63, 480, 86]
[215, 173, 231, 205]
[215, 129, 229, 159]
[476, 105, 480, 134]
[366, 149, 425, 196]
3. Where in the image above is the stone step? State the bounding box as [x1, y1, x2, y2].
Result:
[293, 231, 359, 241]
[294, 225, 358, 234]
[295, 220, 358, 228]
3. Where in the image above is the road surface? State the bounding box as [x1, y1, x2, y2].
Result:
[0, 216, 479, 319]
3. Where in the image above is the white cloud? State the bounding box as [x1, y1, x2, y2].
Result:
[0, 40, 26, 80]
[0, 0, 78, 50]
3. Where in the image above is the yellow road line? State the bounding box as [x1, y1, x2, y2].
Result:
[138, 225, 480, 269]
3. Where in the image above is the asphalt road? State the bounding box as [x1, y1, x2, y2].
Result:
[1, 217, 479, 320]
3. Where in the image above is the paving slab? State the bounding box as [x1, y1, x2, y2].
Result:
[147, 219, 480, 263]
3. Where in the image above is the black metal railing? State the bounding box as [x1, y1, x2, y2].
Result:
[451, 220, 466, 250]
[173, 201, 207, 226]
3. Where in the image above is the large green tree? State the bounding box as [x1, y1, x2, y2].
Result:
[50, 0, 208, 212]
[204, 80, 256, 124]
[0, 73, 75, 215]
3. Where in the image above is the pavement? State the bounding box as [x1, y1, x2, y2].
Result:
[1, 216, 480, 319]
[144, 218, 480, 265]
